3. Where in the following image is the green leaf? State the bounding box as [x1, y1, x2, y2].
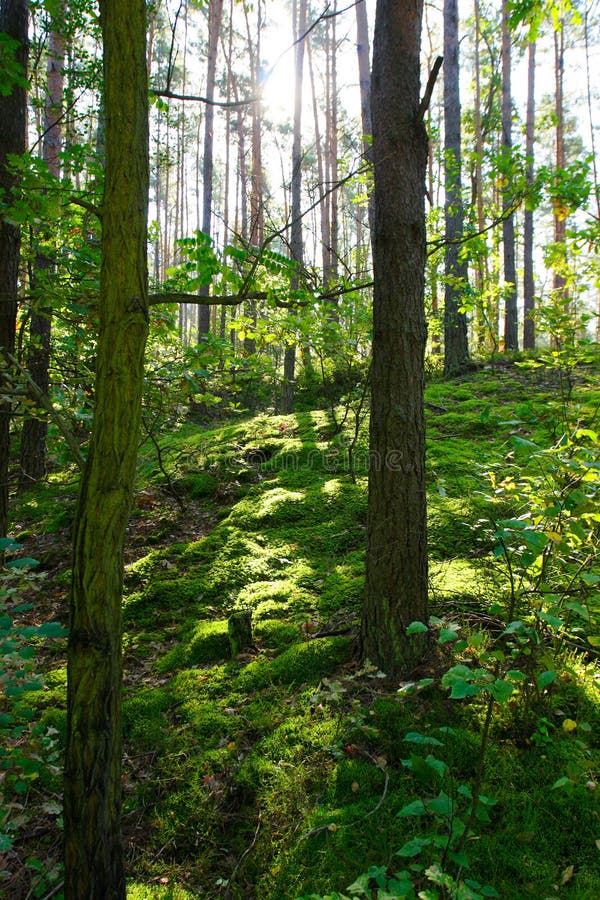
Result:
[565, 601, 589, 621]
[404, 732, 443, 747]
[537, 670, 557, 690]
[439, 628, 459, 644]
[6, 557, 39, 570]
[537, 612, 563, 629]
[449, 680, 480, 700]
[398, 799, 427, 817]
[38, 622, 68, 638]
[0, 833, 13, 851]
[406, 621, 428, 635]
[489, 679, 513, 704]
[551, 776, 572, 790]
[427, 792, 453, 817]
[397, 836, 432, 857]
[405, 754, 445, 786]
[0, 538, 22, 551]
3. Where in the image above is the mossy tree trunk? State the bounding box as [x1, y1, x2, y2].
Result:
[361, 0, 429, 677]
[63, 1, 149, 896]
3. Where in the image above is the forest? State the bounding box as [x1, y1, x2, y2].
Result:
[1, 0, 600, 897]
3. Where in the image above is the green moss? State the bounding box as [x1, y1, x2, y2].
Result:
[236, 637, 349, 691]
[255, 619, 302, 652]
[174, 472, 219, 498]
[123, 686, 172, 752]
[127, 885, 196, 900]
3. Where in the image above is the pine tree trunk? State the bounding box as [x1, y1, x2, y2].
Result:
[552, 26, 567, 307]
[282, 0, 307, 414]
[443, 0, 469, 376]
[361, 0, 429, 676]
[501, 0, 518, 350]
[0, 0, 28, 537]
[63, 0, 149, 894]
[523, 39, 536, 350]
[20, 10, 65, 488]
[198, 0, 224, 339]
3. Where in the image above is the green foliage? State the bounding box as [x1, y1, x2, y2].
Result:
[0, 539, 67, 854]
[0, 33, 27, 96]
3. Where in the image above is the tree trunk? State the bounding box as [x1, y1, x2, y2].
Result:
[0, 0, 28, 537]
[20, 9, 65, 488]
[63, 0, 149, 895]
[325, 1, 339, 288]
[523, 38, 536, 350]
[443, 0, 469, 376]
[552, 26, 567, 307]
[361, 0, 429, 676]
[354, 0, 374, 253]
[281, 0, 307, 414]
[198, 0, 224, 339]
[501, 0, 518, 350]
[583, 6, 600, 343]
[472, 0, 490, 351]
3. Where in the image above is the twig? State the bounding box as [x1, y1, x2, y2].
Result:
[299, 752, 389, 840]
[225, 811, 262, 896]
[39, 881, 65, 900]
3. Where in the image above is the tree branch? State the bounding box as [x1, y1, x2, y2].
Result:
[417, 55, 443, 125]
[151, 88, 257, 108]
[4, 352, 85, 471]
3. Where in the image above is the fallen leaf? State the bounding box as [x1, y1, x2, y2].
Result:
[561, 864, 574, 885]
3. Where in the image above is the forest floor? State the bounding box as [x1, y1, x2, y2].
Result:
[3, 359, 600, 899]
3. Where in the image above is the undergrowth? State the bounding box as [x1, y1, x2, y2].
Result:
[2, 364, 600, 899]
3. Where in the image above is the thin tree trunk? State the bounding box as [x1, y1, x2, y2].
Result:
[552, 26, 567, 307]
[307, 35, 330, 280]
[325, 1, 339, 288]
[20, 7, 65, 488]
[0, 0, 28, 537]
[282, 0, 307, 414]
[501, 0, 518, 350]
[473, 0, 491, 351]
[583, 5, 600, 342]
[64, 0, 149, 894]
[523, 39, 536, 350]
[198, 0, 224, 339]
[443, 0, 469, 376]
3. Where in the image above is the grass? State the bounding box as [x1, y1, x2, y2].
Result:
[3, 363, 600, 899]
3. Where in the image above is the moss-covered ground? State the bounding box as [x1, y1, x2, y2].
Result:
[4, 362, 600, 899]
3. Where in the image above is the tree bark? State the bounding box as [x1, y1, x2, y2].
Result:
[443, 0, 469, 376]
[63, 0, 149, 895]
[198, 0, 224, 339]
[361, 0, 429, 676]
[282, 0, 307, 414]
[552, 25, 567, 307]
[0, 0, 28, 536]
[501, 0, 518, 350]
[523, 38, 536, 350]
